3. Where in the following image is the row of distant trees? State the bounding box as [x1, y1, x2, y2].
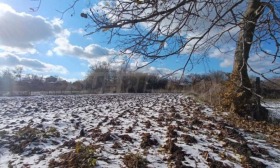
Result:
[1, 64, 279, 98]
[0, 64, 172, 95]
[0, 63, 232, 96]
[83, 62, 169, 93]
[0, 67, 71, 95]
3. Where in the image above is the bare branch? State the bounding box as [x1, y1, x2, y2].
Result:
[56, 0, 80, 19]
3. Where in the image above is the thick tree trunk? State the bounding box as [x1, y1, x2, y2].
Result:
[229, 0, 264, 115]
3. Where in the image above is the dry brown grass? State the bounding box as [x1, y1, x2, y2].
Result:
[49, 142, 98, 168]
[123, 153, 148, 168]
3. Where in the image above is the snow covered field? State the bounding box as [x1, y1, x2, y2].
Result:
[0, 94, 279, 167]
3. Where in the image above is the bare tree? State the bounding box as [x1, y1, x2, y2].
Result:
[85, 62, 111, 93]
[13, 66, 23, 81]
[0, 70, 15, 95]
[76, 0, 280, 117]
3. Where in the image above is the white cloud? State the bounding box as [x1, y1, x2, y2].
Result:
[80, 47, 183, 78]
[0, 3, 62, 54]
[220, 58, 233, 68]
[60, 77, 79, 82]
[248, 54, 280, 75]
[0, 3, 15, 14]
[73, 28, 86, 35]
[0, 46, 37, 55]
[0, 52, 68, 74]
[81, 72, 87, 77]
[208, 46, 236, 68]
[84, 44, 115, 57]
[52, 28, 116, 60]
[46, 50, 53, 56]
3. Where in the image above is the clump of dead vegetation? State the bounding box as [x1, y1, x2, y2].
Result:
[122, 153, 148, 168]
[166, 125, 178, 138]
[98, 131, 114, 142]
[140, 133, 158, 148]
[8, 125, 60, 154]
[163, 138, 187, 167]
[182, 134, 197, 144]
[49, 142, 98, 168]
[126, 126, 133, 133]
[207, 157, 232, 168]
[119, 134, 134, 143]
[0, 130, 8, 148]
[0, 130, 8, 137]
[43, 126, 60, 138]
[9, 125, 42, 154]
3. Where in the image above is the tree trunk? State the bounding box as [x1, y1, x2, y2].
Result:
[229, 0, 264, 115]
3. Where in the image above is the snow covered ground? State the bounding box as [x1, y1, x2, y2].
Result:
[0, 93, 279, 167]
[262, 100, 280, 122]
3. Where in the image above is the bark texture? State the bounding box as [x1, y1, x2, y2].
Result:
[229, 0, 264, 115]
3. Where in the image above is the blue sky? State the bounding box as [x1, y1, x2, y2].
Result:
[0, 0, 276, 81]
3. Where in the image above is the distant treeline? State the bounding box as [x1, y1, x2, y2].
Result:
[1, 65, 279, 99]
[0, 64, 176, 96]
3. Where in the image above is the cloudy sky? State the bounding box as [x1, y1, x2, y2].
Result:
[0, 0, 277, 81]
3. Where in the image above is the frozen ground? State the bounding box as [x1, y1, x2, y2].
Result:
[262, 100, 280, 122]
[0, 93, 279, 167]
